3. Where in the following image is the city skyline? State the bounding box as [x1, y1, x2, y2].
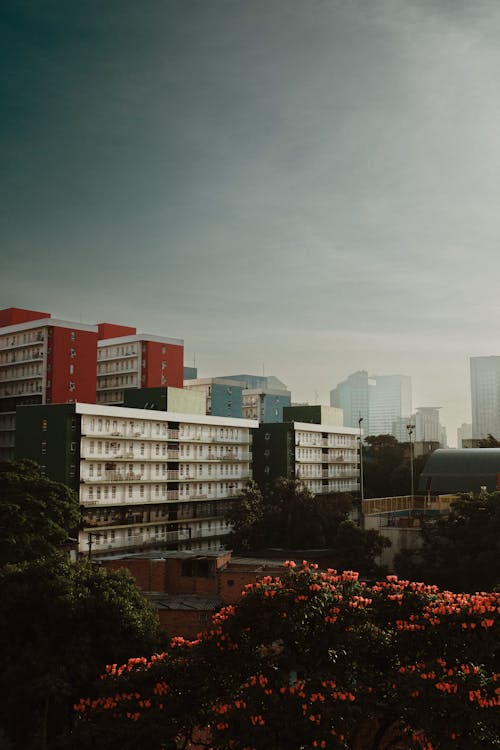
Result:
[4, 1, 500, 444]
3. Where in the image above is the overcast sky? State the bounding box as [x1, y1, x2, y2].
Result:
[3, 0, 500, 444]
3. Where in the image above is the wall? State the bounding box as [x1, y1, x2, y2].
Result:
[47, 327, 97, 404]
[0, 308, 50, 326]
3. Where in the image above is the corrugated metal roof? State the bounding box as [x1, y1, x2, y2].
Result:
[419, 448, 500, 493]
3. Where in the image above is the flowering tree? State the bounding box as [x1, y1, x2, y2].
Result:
[72, 563, 500, 750]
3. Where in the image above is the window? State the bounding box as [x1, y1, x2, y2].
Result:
[41, 418, 48, 431]
[70, 332, 76, 341]
[69, 363, 74, 375]
[70, 441, 76, 452]
[41, 441, 47, 455]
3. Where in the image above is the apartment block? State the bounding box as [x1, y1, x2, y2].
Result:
[183, 378, 245, 418]
[242, 388, 292, 422]
[15, 403, 257, 557]
[253, 421, 359, 495]
[0, 308, 98, 459]
[97, 325, 184, 406]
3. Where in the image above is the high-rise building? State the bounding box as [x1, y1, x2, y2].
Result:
[241, 388, 291, 423]
[330, 370, 411, 438]
[253, 421, 359, 496]
[330, 371, 371, 434]
[15, 402, 257, 557]
[183, 378, 245, 419]
[457, 422, 472, 448]
[96, 324, 184, 406]
[202, 374, 292, 422]
[414, 407, 442, 444]
[369, 375, 412, 436]
[470, 356, 500, 440]
[0, 308, 98, 459]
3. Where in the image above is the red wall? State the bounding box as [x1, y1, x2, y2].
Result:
[0, 308, 51, 327]
[97, 322, 136, 340]
[46, 326, 98, 404]
[142, 341, 184, 389]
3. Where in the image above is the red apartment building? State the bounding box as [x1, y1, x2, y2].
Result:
[0, 308, 98, 459]
[1, 308, 185, 459]
[96, 324, 184, 406]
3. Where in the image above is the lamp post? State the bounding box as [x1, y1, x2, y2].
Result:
[407, 423, 415, 499]
[358, 417, 364, 528]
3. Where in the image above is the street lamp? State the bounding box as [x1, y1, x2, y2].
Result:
[358, 417, 364, 528]
[406, 423, 415, 499]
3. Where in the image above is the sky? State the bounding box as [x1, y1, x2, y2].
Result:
[3, 0, 500, 445]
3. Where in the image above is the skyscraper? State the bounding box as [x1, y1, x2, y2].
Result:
[330, 370, 371, 434]
[330, 370, 412, 438]
[470, 356, 500, 440]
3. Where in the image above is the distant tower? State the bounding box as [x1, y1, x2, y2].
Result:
[470, 356, 500, 440]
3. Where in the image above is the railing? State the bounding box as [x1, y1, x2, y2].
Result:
[363, 495, 456, 515]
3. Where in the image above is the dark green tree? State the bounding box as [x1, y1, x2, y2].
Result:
[395, 492, 500, 592]
[331, 520, 391, 578]
[0, 557, 162, 750]
[73, 565, 500, 750]
[227, 480, 389, 576]
[363, 435, 430, 498]
[227, 479, 353, 551]
[0, 459, 79, 566]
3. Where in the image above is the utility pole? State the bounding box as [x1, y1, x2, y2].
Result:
[407, 423, 415, 499]
[358, 417, 364, 529]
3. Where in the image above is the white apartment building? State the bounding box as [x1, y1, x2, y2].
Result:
[15, 402, 257, 557]
[254, 421, 360, 495]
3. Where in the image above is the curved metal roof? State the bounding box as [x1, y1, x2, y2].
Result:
[419, 448, 500, 493]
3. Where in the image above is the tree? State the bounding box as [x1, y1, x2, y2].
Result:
[476, 434, 500, 447]
[0, 459, 79, 566]
[395, 493, 500, 592]
[73, 563, 500, 749]
[363, 436, 429, 499]
[228, 480, 389, 577]
[227, 479, 353, 551]
[0, 557, 162, 750]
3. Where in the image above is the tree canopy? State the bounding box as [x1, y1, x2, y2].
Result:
[395, 492, 500, 592]
[72, 563, 500, 750]
[0, 556, 162, 750]
[226, 479, 388, 576]
[227, 479, 353, 551]
[0, 459, 79, 565]
[363, 436, 429, 499]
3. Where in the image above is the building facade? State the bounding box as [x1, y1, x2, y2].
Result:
[470, 356, 500, 440]
[97, 329, 184, 406]
[330, 370, 371, 434]
[183, 378, 245, 418]
[330, 370, 412, 439]
[253, 421, 359, 495]
[369, 374, 412, 436]
[242, 388, 292, 423]
[0, 308, 98, 459]
[15, 403, 257, 557]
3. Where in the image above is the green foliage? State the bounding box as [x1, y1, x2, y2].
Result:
[0, 459, 79, 565]
[228, 480, 389, 577]
[73, 564, 500, 749]
[363, 435, 428, 499]
[0, 557, 162, 750]
[395, 493, 500, 592]
[227, 479, 353, 551]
